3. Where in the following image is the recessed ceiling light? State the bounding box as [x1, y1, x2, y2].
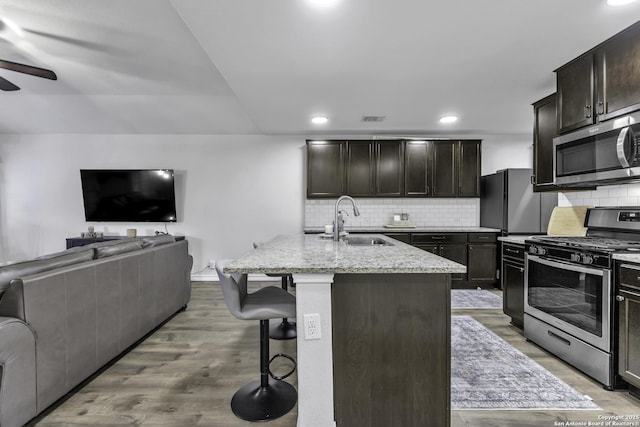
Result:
[606, 0, 637, 5]
[439, 115, 458, 124]
[308, 0, 339, 6]
[311, 116, 329, 125]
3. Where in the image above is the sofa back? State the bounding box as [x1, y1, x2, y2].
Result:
[2, 239, 190, 413]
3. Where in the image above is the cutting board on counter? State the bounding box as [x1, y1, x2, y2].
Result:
[547, 206, 590, 236]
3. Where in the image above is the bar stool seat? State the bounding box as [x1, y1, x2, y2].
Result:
[253, 242, 297, 340]
[215, 260, 297, 422]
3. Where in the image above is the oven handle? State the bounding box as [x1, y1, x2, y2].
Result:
[616, 126, 631, 168]
[527, 254, 605, 276]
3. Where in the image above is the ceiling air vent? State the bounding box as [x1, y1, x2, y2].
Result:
[361, 115, 386, 122]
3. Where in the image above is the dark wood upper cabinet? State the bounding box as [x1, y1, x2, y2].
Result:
[596, 23, 640, 121]
[533, 93, 558, 190]
[306, 140, 346, 198]
[375, 141, 404, 197]
[404, 140, 431, 196]
[458, 140, 481, 197]
[557, 53, 594, 134]
[556, 21, 640, 134]
[346, 141, 375, 197]
[307, 139, 481, 199]
[432, 141, 458, 198]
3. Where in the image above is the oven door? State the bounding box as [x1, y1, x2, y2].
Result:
[554, 116, 640, 186]
[525, 254, 611, 352]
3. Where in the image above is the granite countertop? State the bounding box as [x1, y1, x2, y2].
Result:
[613, 253, 640, 263]
[303, 226, 501, 233]
[224, 233, 467, 275]
[498, 235, 531, 244]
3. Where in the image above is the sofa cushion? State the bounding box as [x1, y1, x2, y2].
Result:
[0, 250, 95, 295]
[141, 235, 176, 248]
[93, 240, 145, 259]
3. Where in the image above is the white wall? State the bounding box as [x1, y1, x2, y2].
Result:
[481, 134, 533, 175]
[0, 132, 535, 277]
[0, 134, 305, 274]
[558, 183, 640, 207]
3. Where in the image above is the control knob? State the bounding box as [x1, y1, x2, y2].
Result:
[570, 253, 581, 262]
[581, 254, 594, 265]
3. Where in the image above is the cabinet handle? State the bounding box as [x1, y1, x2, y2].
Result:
[426, 185, 430, 194]
[616, 295, 625, 302]
[518, 267, 524, 273]
[505, 248, 520, 254]
[598, 101, 604, 115]
[585, 104, 592, 119]
[531, 175, 536, 185]
[431, 236, 446, 240]
[547, 330, 571, 346]
[477, 236, 489, 240]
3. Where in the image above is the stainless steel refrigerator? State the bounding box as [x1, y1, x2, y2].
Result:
[480, 168, 557, 234]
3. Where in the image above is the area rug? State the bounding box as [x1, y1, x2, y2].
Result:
[451, 289, 503, 309]
[451, 315, 599, 410]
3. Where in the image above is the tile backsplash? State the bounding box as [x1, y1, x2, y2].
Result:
[305, 198, 479, 228]
[558, 183, 640, 207]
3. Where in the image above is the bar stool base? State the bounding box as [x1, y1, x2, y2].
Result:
[231, 378, 297, 422]
[269, 319, 297, 340]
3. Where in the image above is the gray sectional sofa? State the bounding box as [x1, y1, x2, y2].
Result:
[0, 235, 193, 427]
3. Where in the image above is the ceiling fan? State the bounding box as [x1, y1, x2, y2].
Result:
[0, 58, 57, 91]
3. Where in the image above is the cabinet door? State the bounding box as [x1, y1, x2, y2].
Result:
[404, 140, 431, 196]
[557, 53, 595, 134]
[618, 286, 640, 388]
[346, 141, 374, 197]
[375, 141, 404, 197]
[596, 23, 640, 120]
[431, 141, 457, 198]
[458, 140, 480, 197]
[467, 244, 497, 285]
[533, 94, 558, 190]
[307, 140, 345, 198]
[502, 260, 525, 329]
[440, 244, 467, 282]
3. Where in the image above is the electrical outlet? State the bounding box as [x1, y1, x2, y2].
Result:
[304, 313, 322, 340]
[209, 260, 216, 269]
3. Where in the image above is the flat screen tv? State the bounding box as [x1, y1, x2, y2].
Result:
[80, 169, 177, 222]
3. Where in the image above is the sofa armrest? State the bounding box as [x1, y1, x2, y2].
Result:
[0, 316, 36, 427]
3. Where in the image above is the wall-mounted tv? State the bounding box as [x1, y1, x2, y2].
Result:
[80, 169, 177, 222]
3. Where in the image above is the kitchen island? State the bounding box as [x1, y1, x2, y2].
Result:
[225, 234, 466, 427]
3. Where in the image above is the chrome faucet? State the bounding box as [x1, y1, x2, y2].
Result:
[334, 195, 361, 241]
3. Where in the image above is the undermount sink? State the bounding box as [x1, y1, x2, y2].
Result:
[343, 236, 394, 246]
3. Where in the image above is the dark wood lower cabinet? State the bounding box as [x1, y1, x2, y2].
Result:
[440, 244, 467, 283]
[385, 232, 498, 288]
[332, 273, 450, 427]
[501, 243, 526, 328]
[467, 244, 497, 286]
[618, 264, 640, 393]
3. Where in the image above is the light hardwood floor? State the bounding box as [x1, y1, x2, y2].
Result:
[32, 282, 640, 427]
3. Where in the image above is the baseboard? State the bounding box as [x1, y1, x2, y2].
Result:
[190, 269, 281, 282]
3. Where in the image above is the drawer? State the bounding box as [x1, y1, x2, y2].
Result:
[502, 243, 525, 261]
[411, 233, 467, 244]
[619, 264, 640, 292]
[468, 233, 497, 243]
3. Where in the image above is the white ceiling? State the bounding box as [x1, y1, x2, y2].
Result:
[0, 0, 639, 137]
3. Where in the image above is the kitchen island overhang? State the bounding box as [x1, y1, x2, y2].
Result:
[224, 234, 465, 427]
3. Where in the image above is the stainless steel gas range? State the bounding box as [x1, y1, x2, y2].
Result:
[525, 207, 640, 389]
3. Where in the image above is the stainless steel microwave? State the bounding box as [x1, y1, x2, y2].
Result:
[554, 112, 640, 186]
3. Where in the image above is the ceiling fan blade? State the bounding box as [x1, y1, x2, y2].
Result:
[0, 59, 57, 80]
[0, 76, 20, 91]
